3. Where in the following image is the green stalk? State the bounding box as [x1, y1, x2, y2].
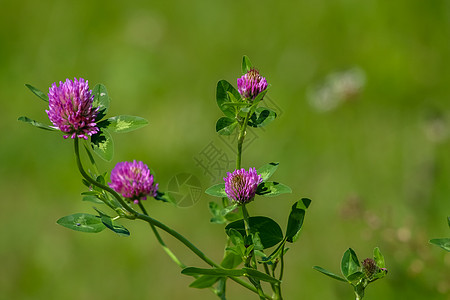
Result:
[74, 139, 270, 299]
[138, 202, 186, 269]
[74, 139, 137, 217]
[236, 110, 252, 170]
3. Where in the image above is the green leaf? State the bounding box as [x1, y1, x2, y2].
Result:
[216, 117, 238, 136]
[205, 183, 227, 197]
[97, 115, 149, 133]
[155, 191, 176, 204]
[252, 232, 264, 251]
[57, 213, 105, 233]
[91, 129, 114, 162]
[257, 162, 279, 182]
[221, 204, 238, 216]
[181, 267, 280, 284]
[256, 181, 292, 197]
[242, 55, 253, 74]
[347, 271, 364, 283]
[286, 201, 307, 243]
[248, 107, 277, 128]
[248, 87, 270, 115]
[429, 238, 450, 252]
[373, 247, 385, 268]
[262, 240, 286, 264]
[92, 83, 110, 112]
[313, 266, 347, 282]
[25, 84, 48, 102]
[341, 248, 361, 280]
[227, 228, 245, 248]
[216, 80, 242, 118]
[100, 215, 130, 237]
[225, 216, 284, 249]
[447, 216, 450, 228]
[221, 250, 242, 269]
[189, 275, 220, 289]
[18, 116, 58, 131]
[209, 202, 226, 224]
[81, 191, 101, 196]
[82, 195, 104, 204]
[242, 267, 281, 284]
[296, 197, 312, 210]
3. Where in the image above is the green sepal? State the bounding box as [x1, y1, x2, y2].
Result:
[216, 117, 238, 136]
[25, 84, 49, 102]
[248, 107, 277, 128]
[242, 55, 253, 74]
[286, 199, 311, 243]
[18, 116, 58, 131]
[256, 181, 292, 197]
[312, 266, 347, 282]
[56, 213, 106, 233]
[97, 115, 149, 133]
[341, 248, 361, 280]
[205, 183, 227, 197]
[225, 216, 284, 249]
[91, 129, 114, 162]
[429, 238, 450, 252]
[216, 80, 242, 118]
[257, 162, 279, 182]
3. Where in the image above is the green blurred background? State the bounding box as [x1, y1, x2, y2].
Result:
[1, 0, 449, 299]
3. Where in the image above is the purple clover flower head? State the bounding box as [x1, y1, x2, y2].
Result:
[224, 167, 263, 204]
[237, 69, 268, 101]
[46, 78, 99, 139]
[109, 160, 159, 204]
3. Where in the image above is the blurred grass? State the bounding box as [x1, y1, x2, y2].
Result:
[1, 0, 450, 299]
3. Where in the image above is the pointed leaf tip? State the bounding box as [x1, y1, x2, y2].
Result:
[25, 84, 49, 102]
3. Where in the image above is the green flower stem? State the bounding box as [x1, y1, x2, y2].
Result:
[242, 204, 266, 299]
[74, 139, 270, 299]
[137, 203, 223, 298]
[263, 263, 277, 298]
[241, 203, 256, 268]
[236, 110, 252, 170]
[74, 139, 137, 216]
[273, 243, 285, 300]
[134, 211, 271, 299]
[138, 202, 186, 269]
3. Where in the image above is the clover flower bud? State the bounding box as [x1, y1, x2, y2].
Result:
[109, 160, 159, 204]
[237, 69, 268, 100]
[46, 78, 99, 139]
[362, 258, 378, 279]
[224, 168, 262, 204]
